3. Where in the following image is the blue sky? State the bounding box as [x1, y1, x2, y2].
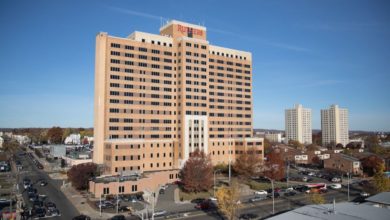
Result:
[0, 0, 389, 131]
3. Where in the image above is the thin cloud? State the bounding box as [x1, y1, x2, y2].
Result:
[108, 6, 312, 53]
[109, 6, 166, 21]
[295, 22, 383, 32]
[266, 42, 312, 52]
[300, 80, 344, 88]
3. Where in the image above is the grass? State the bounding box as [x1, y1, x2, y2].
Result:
[246, 180, 287, 191]
[179, 189, 214, 201]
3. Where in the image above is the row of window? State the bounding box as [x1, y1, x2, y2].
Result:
[209, 59, 250, 68]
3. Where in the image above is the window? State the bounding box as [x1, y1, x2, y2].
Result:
[111, 43, 120, 48]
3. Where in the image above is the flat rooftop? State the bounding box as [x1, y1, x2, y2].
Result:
[268, 202, 390, 220]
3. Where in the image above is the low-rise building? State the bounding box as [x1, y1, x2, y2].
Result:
[62, 150, 93, 166]
[268, 201, 390, 220]
[0, 137, 3, 148]
[324, 153, 362, 175]
[64, 134, 81, 145]
[265, 133, 283, 143]
[49, 145, 67, 159]
[365, 192, 390, 209]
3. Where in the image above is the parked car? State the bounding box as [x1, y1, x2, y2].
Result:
[45, 202, 56, 211]
[267, 192, 280, 198]
[47, 208, 60, 217]
[109, 215, 126, 220]
[96, 201, 114, 209]
[249, 196, 266, 202]
[195, 201, 215, 210]
[33, 207, 46, 218]
[153, 210, 167, 217]
[159, 189, 165, 194]
[302, 176, 308, 182]
[360, 192, 370, 197]
[39, 180, 48, 186]
[72, 215, 91, 220]
[331, 177, 342, 183]
[254, 190, 267, 195]
[329, 184, 342, 189]
[118, 206, 131, 212]
[284, 191, 297, 197]
[191, 198, 205, 204]
[239, 213, 258, 220]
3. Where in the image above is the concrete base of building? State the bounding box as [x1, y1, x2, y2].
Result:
[89, 169, 179, 197]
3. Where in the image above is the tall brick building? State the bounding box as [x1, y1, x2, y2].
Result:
[90, 20, 263, 196]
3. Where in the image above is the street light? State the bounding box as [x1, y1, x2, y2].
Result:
[213, 169, 221, 197]
[264, 176, 275, 215]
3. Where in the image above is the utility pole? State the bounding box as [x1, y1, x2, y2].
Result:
[99, 194, 102, 217]
[228, 142, 231, 184]
[271, 179, 275, 214]
[286, 160, 290, 188]
[347, 171, 350, 201]
[213, 170, 221, 197]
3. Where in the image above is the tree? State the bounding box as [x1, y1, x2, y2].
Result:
[288, 140, 304, 150]
[67, 163, 98, 190]
[310, 193, 325, 204]
[361, 155, 383, 176]
[312, 132, 322, 146]
[61, 159, 67, 168]
[46, 127, 63, 144]
[233, 148, 263, 179]
[373, 163, 390, 192]
[307, 144, 319, 151]
[62, 128, 72, 141]
[311, 156, 322, 167]
[180, 149, 213, 193]
[2, 140, 19, 158]
[215, 180, 241, 220]
[335, 143, 344, 148]
[264, 138, 272, 154]
[264, 150, 285, 181]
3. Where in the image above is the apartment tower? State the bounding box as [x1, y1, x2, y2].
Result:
[285, 104, 312, 144]
[93, 20, 264, 178]
[321, 105, 349, 147]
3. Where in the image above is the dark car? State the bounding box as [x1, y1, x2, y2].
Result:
[239, 213, 258, 220]
[191, 198, 205, 204]
[195, 201, 215, 210]
[284, 191, 297, 197]
[110, 215, 126, 220]
[45, 202, 56, 210]
[267, 192, 280, 198]
[159, 188, 165, 194]
[34, 207, 46, 217]
[72, 214, 91, 220]
[118, 206, 131, 212]
[39, 180, 48, 186]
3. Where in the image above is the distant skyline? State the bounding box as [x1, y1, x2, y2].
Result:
[0, 0, 389, 131]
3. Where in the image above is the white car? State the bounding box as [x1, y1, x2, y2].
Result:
[360, 192, 370, 197]
[254, 190, 267, 195]
[331, 177, 341, 183]
[329, 184, 342, 189]
[308, 172, 315, 176]
[209, 197, 217, 201]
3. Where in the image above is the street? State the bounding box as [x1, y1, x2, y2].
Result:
[16, 151, 79, 219]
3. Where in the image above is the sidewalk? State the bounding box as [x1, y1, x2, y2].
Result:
[61, 184, 116, 220]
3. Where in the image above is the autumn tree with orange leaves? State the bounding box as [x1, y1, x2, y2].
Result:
[263, 150, 285, 181]
[233, 148, 263, 179]
[180, 149, 213, 192]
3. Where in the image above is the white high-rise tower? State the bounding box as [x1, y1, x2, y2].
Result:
[321, 105, 349, 147]
[285, 104, 312, 144]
